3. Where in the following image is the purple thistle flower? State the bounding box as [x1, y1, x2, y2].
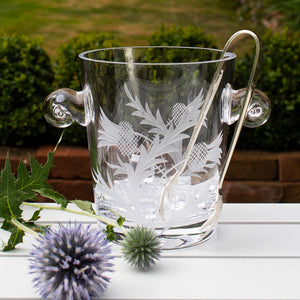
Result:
[29, 223, 114, 300]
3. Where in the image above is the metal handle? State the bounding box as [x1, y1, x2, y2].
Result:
[219, 30, 265, 187]
[158, 30, 265, 218]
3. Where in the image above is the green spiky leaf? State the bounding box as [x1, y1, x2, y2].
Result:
[1, 220, 25, 251]
[71, 199, 95, 214]
[0, 154, 22, 221]
[16, 152, 54, 201]
[0, 135, 64, 251]
[117, 216, 125, 226]
[28, 208, 43, 222]
[105, 225, 116, 242]
[34, 188, 67, 208]
[24, 220, 49, 235]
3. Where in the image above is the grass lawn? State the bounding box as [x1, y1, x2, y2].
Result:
[0, 0, 266, 57]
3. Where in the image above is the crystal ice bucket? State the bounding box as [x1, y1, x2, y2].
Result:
[44, 31, 270, 249]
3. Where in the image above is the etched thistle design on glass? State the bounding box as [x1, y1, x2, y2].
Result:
[44, 31, 271, 249]
[95, 82, 223, 229]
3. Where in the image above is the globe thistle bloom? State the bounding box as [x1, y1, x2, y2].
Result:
[29, 223, 113, 300]
[121, 226, 161, 271]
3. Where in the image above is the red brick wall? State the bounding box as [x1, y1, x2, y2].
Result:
[223, 151, 300, 203]
[1, 146, 299, 203]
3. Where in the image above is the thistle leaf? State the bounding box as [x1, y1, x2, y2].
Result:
[28, 208, 43, 222]
[117, 216, 125, 226]
[25, 220, 49, 234]
[1, 217, 48, 251]
[0, 136, 64, 252]
[105, 225, 116, 241]
[1, 220, 25, 251]
[16, 152, 54, 200]
[0, 154, 22, 221]
[34, 188, 68, 208]
[70, 199, 95, 214]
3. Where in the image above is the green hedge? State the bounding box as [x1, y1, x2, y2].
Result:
[0, 34, 54, 146]
[148, 25, 300, 151]
[148, 24, 217, 48]
[53, 32, 119, 145]
[54, 32, 119, 91]
[0, 27, 299, 151]
[233, 29, 300, 151]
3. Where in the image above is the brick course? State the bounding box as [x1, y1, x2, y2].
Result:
[222, 181, 284, 203]
[36, 145, 92, 180]
[1, 146, 299, 203]
[225, 151, 278, 181]
[278, 152, 300, 182]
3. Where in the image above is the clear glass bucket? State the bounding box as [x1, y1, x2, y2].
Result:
[44, 31, 270, 249]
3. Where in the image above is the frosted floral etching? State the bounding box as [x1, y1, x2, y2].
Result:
[94, 83, 222, 226]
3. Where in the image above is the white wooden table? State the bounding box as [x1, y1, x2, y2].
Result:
[1, 203, 300, 300]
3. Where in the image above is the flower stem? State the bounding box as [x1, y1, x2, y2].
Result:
[22, 202, 126, 233]
[11, 218, 40, 238]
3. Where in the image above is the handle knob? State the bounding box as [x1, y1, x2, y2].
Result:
[43, 88, 86, 128]
[222, 84, 271, 128]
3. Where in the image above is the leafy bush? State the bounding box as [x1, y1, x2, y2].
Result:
[54, 32, 119, 91]
[148, 24, 217, 48]
[53, 32, 119, 145]
[0, 34, 54, 146]
[1, 29, 299, 152]
[233, 29, 300, 151]
[266, 0, 300, 31]
[229, 0, 299, 31]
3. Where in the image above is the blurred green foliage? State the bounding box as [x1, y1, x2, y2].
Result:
[0, 27, 299, 151]
[232, 0, 300, 31]
[54, 32, 119, 91]
[149, 24, 300, 150]
[266, 0, 300, 31]
[0, 34, 54, 146]
[234, 29, 300, 150]
[148, 24, 217, 48]
[53, 32, 119, 145]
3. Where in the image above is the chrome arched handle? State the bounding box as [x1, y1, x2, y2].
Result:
[218, 30, 268, 188]
[158, 30, 268, 219]
[43, 88, 87, 128]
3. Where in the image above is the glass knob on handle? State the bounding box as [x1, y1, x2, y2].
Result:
[222, 84, 271, 128]
[43, 88, 86, 128]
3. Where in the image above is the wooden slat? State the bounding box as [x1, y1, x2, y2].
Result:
[1, 256, 299, 300]
[220, 203, 300, 223]
[2, 223, 300, 258]
[1, 203, 300, 299]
